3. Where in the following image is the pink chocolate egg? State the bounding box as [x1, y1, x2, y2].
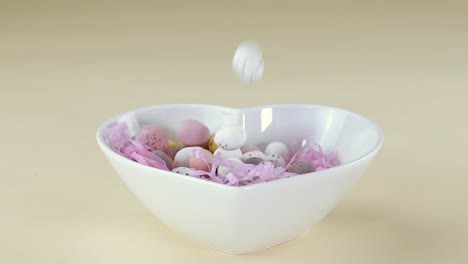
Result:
[241, 145, 260, 154]
[137, 125, 169, 151]
[189, 149, 213, 171]
[177, 119, 211, 147]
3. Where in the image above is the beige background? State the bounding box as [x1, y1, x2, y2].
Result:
[1, 0, 467, 263]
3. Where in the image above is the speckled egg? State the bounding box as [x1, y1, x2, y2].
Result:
[208, 136, 219, 153]
[176, 119, 211, 147]
[241, 145, 260, 154]
[189, 149, 213, 171]
[214, 148, 242, 159]
[173, 146, 203, 168]
[241, 151, 265, 165]
[137, 125, 169, 152]
[171, 167, 192, 176]
[152, 150, 173, 169]
[214, 125, 247, 150]
[265, 141, 289, 161]
[287, 161, 316, 174]
[264, 153, 286, 167]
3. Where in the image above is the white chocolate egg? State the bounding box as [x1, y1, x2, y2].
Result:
[265, 141, 289, 161]
[241, 151, 265, 165]
[214, 125, 247, 150]
[232, 41, 264, 84]
[173, 146, 203, 168]
[171, 167, 192, 176]
[265, 153, 286, 167]
[214, 148, 242, 159]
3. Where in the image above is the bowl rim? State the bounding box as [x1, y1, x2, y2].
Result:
[96, 103, 384, 190]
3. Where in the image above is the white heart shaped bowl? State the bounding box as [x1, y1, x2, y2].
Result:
[96, 104, 383, 255]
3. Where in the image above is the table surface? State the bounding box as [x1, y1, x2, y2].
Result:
[1, 1, 467, 263]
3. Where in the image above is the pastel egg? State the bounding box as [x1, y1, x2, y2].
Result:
[208, 136, 219, 153]
[241, 151, 265, 165]
[173, 146, 203, 168]
[287, 161, 316, 174]
[176, 119, 211, 147]
[152, 150, 173, 169]
[265, 141, 289, 160]
[214, 148, 242, 160]
[241, 145, 260, 154]
[265, 153, 286, 167]
[214, 125, 247, 150]
[171, 167, 192, 176]
[137, 125, 169, 152]
[189, 149, 213, 171]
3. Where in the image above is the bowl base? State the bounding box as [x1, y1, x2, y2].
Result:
[180, 229, 311, 255]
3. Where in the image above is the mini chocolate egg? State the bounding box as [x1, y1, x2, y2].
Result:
[214, 148, 242, 159]
[137, 125, 169, 151]
[208, 136, 219, 153]
[176, 119, 211, 147]
[152, 150, 173, 169]
[241, 145, 260, 154]
[265, 141, 289, 160]
[189, 149, 213, 171]
[241, 151, 265, 165]
[287, 161, 316, 174]
[265, 153, 286, 167]
[217, 158, 242, 178]
[173, 146, 203, 168]
[171, 167, 192, 176]
[214, 125, 247, 150]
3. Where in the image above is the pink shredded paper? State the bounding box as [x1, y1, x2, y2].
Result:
[102, 122, 170, 171]
[102, 122, 340, 186]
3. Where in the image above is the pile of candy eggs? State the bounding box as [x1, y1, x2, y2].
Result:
[103, 115, 340, 186]
[133, 119, 318, 179]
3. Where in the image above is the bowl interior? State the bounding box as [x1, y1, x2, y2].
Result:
[99, 104, 382, 166]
